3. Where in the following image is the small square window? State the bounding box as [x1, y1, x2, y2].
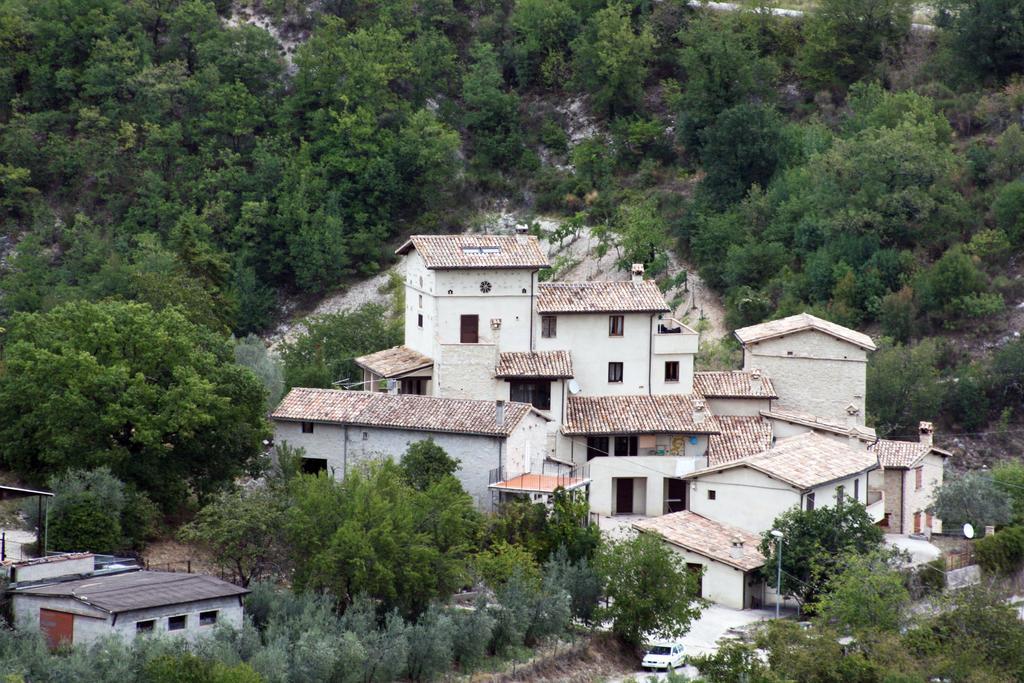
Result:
[608, 362, 623, 383]
[168, 615, 186, 631]
[541, 315, 557, 339]
[609, 315, 624, 337]
[301, 422, 314, 434]
[417, 313, 423, 328]
[136, 619, 155, 633]
[199, 611, 218, 627]
[664, 361, 679, 382]
[362, 431, 368, 440]
[707, 490, 716, 500]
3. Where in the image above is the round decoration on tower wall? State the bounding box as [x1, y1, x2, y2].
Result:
[480, 281, 492, 293]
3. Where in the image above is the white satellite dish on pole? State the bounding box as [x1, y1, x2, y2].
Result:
[963, 523, 975, 539]
[567, 379, 581, 395]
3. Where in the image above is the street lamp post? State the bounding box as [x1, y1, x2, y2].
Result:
[771, 530, 784, 618]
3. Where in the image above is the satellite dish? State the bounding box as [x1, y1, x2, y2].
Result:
[567, 379, 581, 395]
[963, 523, 975, 539]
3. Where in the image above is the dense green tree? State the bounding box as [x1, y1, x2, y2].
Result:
[759, 502, 884, 606]
[930, 471, 1014, 530]
[915, 245, 1002, 326]
[279, 304, 402, 389]
[866, 340, 943, 437]
[510, 0, 578, 88]
[462, 42, 524, 172]
[936, 0, 1024, 82]
[675, 13, 779, 152]
[400, 440, 460, 491]
[179, 485, 287, 586]
[571, 2, 655, 116]
[0, 301, 269, 508]
[596, 532, 703, 646]
[798, 0, 914, 89]
[815, 549, 911, 632]
[699, 103, 785, 207]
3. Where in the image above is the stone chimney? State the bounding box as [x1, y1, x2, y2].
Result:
[515, 224, 530, 243]
[495, 400, 506, 428]
[631, 263, 645, 282]
[919, 421, 934, 448]
[692, 399, 706, 426]
[729, 537, 744, 560]
[750, 369, 762, 395]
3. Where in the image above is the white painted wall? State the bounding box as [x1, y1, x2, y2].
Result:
[661, 544, 754, 610]
[403, 251, 437, 359]
[589, 454, 705, 516]
[12, 594, 244, 646]
[743, 329, 868, 423]
[902, 453, 945, 535]
[433, 269, 536, 353]
[706, 397, 772, 418]
[688, 467, 802, 534]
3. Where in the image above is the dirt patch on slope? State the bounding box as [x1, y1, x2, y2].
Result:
[482, 633, 638, 682]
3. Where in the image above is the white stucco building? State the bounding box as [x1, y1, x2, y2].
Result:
[6, 554, 247, 648]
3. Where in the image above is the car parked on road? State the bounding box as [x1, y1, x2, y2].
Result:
[641, 642, 685, 670]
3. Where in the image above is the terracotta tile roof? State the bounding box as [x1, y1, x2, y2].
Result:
[354, 346, 433, 378]
[875, 439, 950, 469]
[395, 234, 549, 270]
[709, 416, 774, 466]
[735, 313, 876, 350]
[694, 371, 778, 399]
[634, 512, 766, 571]
[536, 281, 669, 313]
[495, 351, 573, 378]
[272, 388, 538, 437]
[761, 409, 876, 441]
[562, 395, 720, 435]
[693, 432, 878, 490]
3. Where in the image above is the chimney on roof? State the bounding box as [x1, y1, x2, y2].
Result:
[692, 399, 706, 426]
[729, 537, 744, 560]
[515, 224, 530, 243]
[919, 421, 934, 448]
[631, 263, 645, 282]
[496, 400, 506, 428]
[750, 369, 762, 395]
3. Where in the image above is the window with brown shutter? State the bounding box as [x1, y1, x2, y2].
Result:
[460, 314, 479, 343]
[664, 361, 679, 382]
[541, 315, 557, 338]
[609, 315, 624, 336]
[915, 466, 923, 490]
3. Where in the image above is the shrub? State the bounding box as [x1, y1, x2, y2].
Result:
[976, 525, 1024, 575]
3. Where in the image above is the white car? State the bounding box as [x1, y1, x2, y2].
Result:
[641, 642, 685, 670]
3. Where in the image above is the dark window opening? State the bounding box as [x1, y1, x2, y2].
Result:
[541, 315, 557, 338]
[417, 313, 423, 328]
[460, 314, 479, 343]
[608, 362, 623, 383]
[301, 422, 314, 434]
[199, 611, 218, 627]
[168, 615, 186, 631]
[853, 478, 859, 501]
[400, 378, 427, 395]
[510, 380, 551, 410]
[806, 492, 815, 510]
[609, 315, 624, 336]
[664, 361, 679, 382]
[136, 620, 155, 633]
[665, 478, 687, 513]
[707, 490, 716, 500]
[614, 435, 638, 456]
[587, 437, 609, 461]
[301, 458, 327, 475]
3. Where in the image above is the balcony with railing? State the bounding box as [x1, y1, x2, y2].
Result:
[866, 489, 885, 523]
[653, 318, 699, 355]
[488, 462, 590, 495]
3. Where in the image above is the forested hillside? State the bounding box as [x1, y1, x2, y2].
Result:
[3, 0, 1024, 457]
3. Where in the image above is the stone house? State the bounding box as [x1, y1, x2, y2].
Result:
[871, 422, 949, 536]
[271, 387, 553, 507]
[6, 554, 246, 648]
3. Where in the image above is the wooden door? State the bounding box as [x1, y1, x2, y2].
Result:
[615, 478, 634, 514]
[40, 609, 73, 649]
[460, 315, 479, 343]
[913, 512, 921, 534]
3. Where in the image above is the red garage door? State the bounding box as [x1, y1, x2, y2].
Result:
[39, 608, 73, 649]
